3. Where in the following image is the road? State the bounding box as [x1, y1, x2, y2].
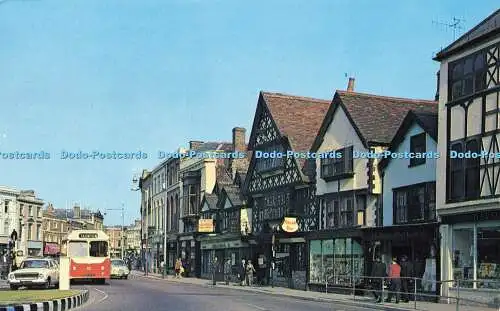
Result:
[75, 276, 380, 311]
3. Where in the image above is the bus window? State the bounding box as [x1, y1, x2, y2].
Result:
[68, 241, 88, 257]
[90, 241, 108, 257]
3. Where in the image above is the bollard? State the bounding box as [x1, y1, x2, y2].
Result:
[414, 277, 417, 309]
[59, 256, 70, 290]
[381, 277, 385, 301]
[352, 279, 356, 300]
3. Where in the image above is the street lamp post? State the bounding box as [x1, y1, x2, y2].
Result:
[104, 206, 125, 259]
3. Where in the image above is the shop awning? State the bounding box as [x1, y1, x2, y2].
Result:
[44, 243, 60, 255]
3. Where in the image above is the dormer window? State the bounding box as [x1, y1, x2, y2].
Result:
[320, 146, 354, 181]
[409, 133, 426, 167]
[256, 144, 284, 173]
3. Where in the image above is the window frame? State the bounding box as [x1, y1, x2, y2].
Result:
[320, 146, 354, 181]
[409, 133, 427, 167]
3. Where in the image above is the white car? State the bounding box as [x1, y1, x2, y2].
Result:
[8, 257, 59, 290]
[110, 259, 129, 279]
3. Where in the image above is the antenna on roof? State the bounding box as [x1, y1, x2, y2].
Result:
[432, 17, 466, 41]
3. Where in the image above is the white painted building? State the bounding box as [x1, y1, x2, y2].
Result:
[434, 8, 500, 303]
[0, 186, 21, 253]
[309, 79, 437, 289]
[377, 110, 439, 295]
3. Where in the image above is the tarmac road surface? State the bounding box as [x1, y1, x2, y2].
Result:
[75, 276, 390, 311]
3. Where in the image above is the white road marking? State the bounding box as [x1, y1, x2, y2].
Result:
[246, 303, 268, 310]
[93, 287, 109, 303]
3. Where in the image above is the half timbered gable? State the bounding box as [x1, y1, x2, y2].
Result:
[245, 91, 330, 233]
[434, 9, 500, 205]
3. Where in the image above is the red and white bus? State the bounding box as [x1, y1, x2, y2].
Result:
[61, 229, 111, 284]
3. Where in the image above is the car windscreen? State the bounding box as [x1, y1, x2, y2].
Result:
[20, 260, 49, 269]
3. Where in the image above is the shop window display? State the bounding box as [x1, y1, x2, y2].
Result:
[477, 227, 500, 289]
[308, 238, 364, 286]
[452, 228, 474, 287]
[452, 224, 500, 289]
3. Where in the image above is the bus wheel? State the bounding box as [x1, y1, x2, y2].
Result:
[97, 278, 106, 285]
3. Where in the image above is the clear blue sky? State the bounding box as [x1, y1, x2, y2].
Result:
[0, 0, 498, 226]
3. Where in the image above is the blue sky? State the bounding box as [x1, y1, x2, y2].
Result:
[0, 0, 498, 226]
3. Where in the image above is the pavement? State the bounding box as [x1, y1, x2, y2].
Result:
[71, 270, 497, 311]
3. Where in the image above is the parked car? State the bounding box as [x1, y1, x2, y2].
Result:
[7, 257, 59, 290]
[111, 259, 129, 279]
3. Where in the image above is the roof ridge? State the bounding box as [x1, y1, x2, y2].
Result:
[262, 91, 331, 104]
[336, 90, 437, 104]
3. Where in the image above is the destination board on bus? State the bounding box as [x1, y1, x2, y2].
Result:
[79, 233, 98, 239]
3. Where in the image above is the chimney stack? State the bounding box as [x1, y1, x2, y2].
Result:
[189, 141, 204, 150]
[435, 70, 440, 101]
[232, 127, 246, 152]
[347, 77, 355, 92]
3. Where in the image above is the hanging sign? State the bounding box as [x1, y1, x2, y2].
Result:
[281, 217, 298, 233]
[198, 219, 214, 233]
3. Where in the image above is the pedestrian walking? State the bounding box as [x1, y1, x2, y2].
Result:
[246, 260, 256, 286]
[224, 258, 232, 285]
[385, 257, 401, 304]
[238, 259, 246, 286]
[370, 256, 387, 303]
[400, 255, 414, 302]
[174, 258, 183, 278]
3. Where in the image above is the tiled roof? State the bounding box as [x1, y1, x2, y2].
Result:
[413, 111, 438, 141]
[378, 110, 438, 170]
[53, 208, 93, 219]
[216, 166, 234, 185]
[261, 92, 330, 171]
[337, 91, 437, 145]
[203, 194, 218, 210]
[434, 9, 500, 61]
[225, 186, 244, 206]
[194, 142, 232, 152]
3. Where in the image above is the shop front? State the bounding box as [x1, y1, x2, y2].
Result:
[166, 239, 178, 273]
[199, 235, 249, 280]
[27, 241, 43, 257]
[43, 242, 60, 257]
[441, 211, 500, 289]
[179, 234, 200, 277]
[439, 210, 500, 307]
[307, 229, 364, 293]
[363, 223, 440, 299]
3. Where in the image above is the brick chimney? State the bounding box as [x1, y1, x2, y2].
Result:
[435, 70, 440, 101]
[232, 127, 246, 152]
[230, 127, 248, 178]
[347, 77, 355, 92]
[73, 205, 81, 219]
[189, 141, 204, 150]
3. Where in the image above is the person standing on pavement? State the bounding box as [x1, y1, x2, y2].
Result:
[239, 259, 246, 286]
[385, 257, 401, 304]
[246, 260, 256, 286]
[400, 255, 414, 303]
[370, 256, 387, 303]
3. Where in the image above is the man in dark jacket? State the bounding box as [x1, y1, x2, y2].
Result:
[370, 256, 386, 303]
[400, 255, 414, 302]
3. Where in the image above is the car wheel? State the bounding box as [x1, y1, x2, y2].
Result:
[44, 278, 51, 289]
[10, 285, 19, 290]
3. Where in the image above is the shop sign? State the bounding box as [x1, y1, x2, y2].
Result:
[281, 217, 298, 233]
[198, 219, 214, 233]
